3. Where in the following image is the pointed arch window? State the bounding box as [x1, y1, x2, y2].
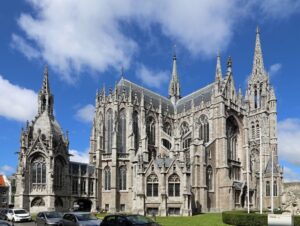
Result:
[147, 116, 156, 161]
[206, 166, 213, 191]
[266, 181, 270, 196]
[274, 180, 277, 196]
[168, 174, 180, 197]
[118, 109, 126, 153]
[251, 122, 255, 139]
[199, 115, 209, 143]
[106, 109, 113, 153]
[146, 116, 156, 146]
[119, 166, 127, 191]
[104, 166, 111, 191]
[133, 111, 139, 153]
[54, 158, 63, 190]
[147, 174, 159, 197]
[256, 122, 260, 139]
[31, 156, 46, 184]
[226, 116, 239, 161]
[163, 122, 172, 136]
[180, 122, 189, 136]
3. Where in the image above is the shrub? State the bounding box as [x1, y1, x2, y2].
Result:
[222, 211, 268, 226]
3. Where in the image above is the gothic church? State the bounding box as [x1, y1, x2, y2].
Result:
[15, 29, 283, 215]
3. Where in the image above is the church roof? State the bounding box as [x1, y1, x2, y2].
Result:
[176, 83, 214, 113]
[33, 111, 64, 141]
[117, 78, 214, 114]
[117, 79, 174, 113]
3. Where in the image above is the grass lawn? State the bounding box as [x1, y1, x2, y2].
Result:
[155, 213, 230, 226]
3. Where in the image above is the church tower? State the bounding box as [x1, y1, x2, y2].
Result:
[15, 66, 70, 212]
[169, 54, 181, 105]
[246, 27, 282, 209]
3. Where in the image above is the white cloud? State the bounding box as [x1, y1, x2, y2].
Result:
[0, 165, 14, 176]
[136, 64, 169, 89]
[269, 63, 282, 77]
[284, 166, 300, 182]
[69, 148, 89, 163]
[258, 0, 300, 19]
[0, 75, 37, 122]
[11, 34, 40, 59]
[12, 1, 300, 83]
[278, 118, 300, 166]
[75, 104, 95, 123]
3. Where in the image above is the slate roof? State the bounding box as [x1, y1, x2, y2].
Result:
[117, 79, 214, 114]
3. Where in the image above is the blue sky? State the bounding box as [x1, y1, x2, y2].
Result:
[0, 0, 300, 181]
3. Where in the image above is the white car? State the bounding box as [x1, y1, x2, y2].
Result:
[6, 209, 32, 222]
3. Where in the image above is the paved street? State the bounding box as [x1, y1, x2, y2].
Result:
[1, 221, 35, 226]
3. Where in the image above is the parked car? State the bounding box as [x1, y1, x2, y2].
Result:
[36, 211, 63, 226]
[100, 214, 160, 226]
[0, 209, 8, 220]
[0, 220, 10, 226]
[6, 209, 32, 222]
[60, 212, 101, 226]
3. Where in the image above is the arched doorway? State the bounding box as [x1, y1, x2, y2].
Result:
[73, 199, 92, 212]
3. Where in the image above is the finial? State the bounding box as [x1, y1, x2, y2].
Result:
[227, 56, 232, 74]
[215, 52, 222, 81]
[121, 66, 124, 79]
[256, 26, 260, 34]
[173, 44, 177, 58]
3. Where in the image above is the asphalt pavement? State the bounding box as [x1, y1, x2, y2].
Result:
[1, 220, 35, 226]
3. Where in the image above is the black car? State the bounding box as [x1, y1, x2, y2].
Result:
[100, 214, 159, 226]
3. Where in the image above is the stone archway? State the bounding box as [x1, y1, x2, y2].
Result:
[73, 199, 92, 212]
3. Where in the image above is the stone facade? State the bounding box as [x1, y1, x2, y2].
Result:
[89, 28, 283, 215]
[14, 68, 97, 213]
[15, 29, 283, 215]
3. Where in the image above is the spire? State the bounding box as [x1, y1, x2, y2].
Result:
[41, 65, 50, 94]
[38, 65, 54, 116]
[168, 53, 181, 104]
[251, 26, 265, 77]
[215, 52, 222, 81]
[226, 56, 232, 75]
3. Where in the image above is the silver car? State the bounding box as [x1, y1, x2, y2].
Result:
[36, 211, 63, 226]
[60, 212, 101, 226]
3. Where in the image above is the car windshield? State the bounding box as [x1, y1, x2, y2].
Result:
[45, 212, 62, 219]
[14, 210, 27, 214]
[76, 214, 98, 221]
[126, 215, 154, 224]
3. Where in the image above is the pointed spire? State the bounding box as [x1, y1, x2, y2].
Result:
[215, 52, 222, 81]
[38, 65, 54, 116]
[226, 56, 232, 75]
[252, 26, 265, 77]
[169, 52, 181, 104]
[121, 66, 124, 79]
[41, 65, 50, 94]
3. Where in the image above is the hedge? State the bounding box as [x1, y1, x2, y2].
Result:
[223, 211, 300, 226]
[222, 211, 268, 226]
